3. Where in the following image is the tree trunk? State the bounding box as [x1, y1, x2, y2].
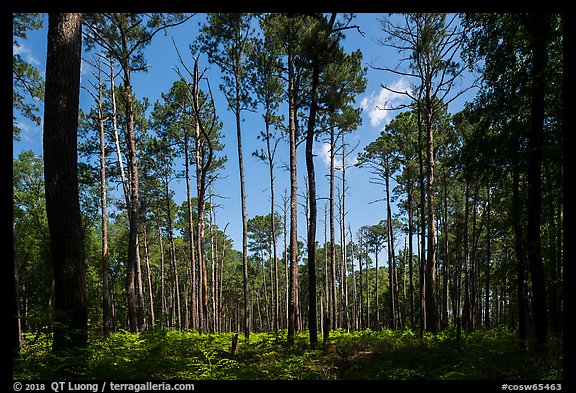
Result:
[287, 47, 299, 345]
[329, 126, 338, 331]
[210, 191, 218, 332]
[157, 216, 167, 328]
[13, 226, 22, 357]
[196, 132, 208, 332]
[107, 54, 130, 211]
[417, 104, 426, 337]
[235, 95, 250, 340]
[43, 12, 87, 350]
[375, 242, 380, 329]
[165, 176, 181, 329]
[119, 39, 141, 333]
[442, 172, 450, 330]
[142, 224, 155, 328]
[282, 190, 289, 330]
[470, 188, 479, 330]
[324, 203, 330, 334]
[135, 237, 145, 330]
[95, 58, 111, 335]
[265, 124, 280, 334]
[349, 225, 357, 330]
[484, 173, 491, 328]
[365, 235, 370, 329]
[463, 184, 471, 331]
[340, 135, 350, 331]
[358, 233, 364, 329]
[305, 59, 320, 348]
[425, 106, 438, 334]
[523, 13, 549, 354]
[184, 129, 198, 330]
[385, 153, 396, 329]
[407, 180, 415, 328]
[511, 145, 527, 349]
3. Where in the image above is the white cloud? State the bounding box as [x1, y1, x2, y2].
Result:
[360, 78, 411, 129]
[317, 142, 339, 168]
[13, 42, 41, 66]
[80, 59, 91, 84]
[15, 119, 43, 147]
[315, 141, 358, 170]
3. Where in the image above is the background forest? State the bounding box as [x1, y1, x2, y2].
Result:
[12, 12, 563, 381]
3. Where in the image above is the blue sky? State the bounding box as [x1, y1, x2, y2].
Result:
[13, 13, 476, 260]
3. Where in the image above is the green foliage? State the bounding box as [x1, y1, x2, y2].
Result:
[14, 328, 562, 380]
[13, 13, 45, 139]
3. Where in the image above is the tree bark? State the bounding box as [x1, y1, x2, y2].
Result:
[329, 126, 338, 331]
[142, 224, 155, 328]
[264, 115, 280, 334]
[512, 146, 527, 350]
[287, 45, 299, 345]
[135, 237, 145, 330]
[484, 173, 491, 328]
[358, 232, 364, 329]
[43, 12, 87, 350]
[165, 175, 181, 329]
[425, 105, 438, 333]
[463, 184, 471, 331]
[305, 59, 320, 348]
[374, 241, 380, 329]
[184, 126, 198, 330]
[13, 226, 22, 357]
[157, 215, 167, 328]
[385, 152, 396, 329]
[196, 115, 208, 332]
[523, 13, 549, 354]
[235, 77, 250, 340]
[95, 56, 111, 335]
[416, 101, 426, 337]
[340, 137, 350, 331]
[407, 180, 415, 328]
[119, 35, 140, 334]
[442, 172, 450, 330]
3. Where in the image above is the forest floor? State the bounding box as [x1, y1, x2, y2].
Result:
[13, 327, 562, 381]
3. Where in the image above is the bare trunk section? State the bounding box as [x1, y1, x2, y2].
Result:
[196, 115, 208, 332]
[329, 126, 338, 331]
[157, 214, 167, 328]
[425, 102, 438, 333]
[119, 37, 141, 333]
[442, 172, 450, 330]
[523, 13, 549, 353]
[512, 147, 526, 349]
[340, 136, 350, 331]
[287, 47, 299, 345]
[165, 175, 181, 329]
[305, 59, 320, 348]
[184, 126, 198, 330]
[416, 99, 427, 337]
[135, 237, 145, 329]
[43, 12, 87, 350]
[142, 224, 155, 328]
[407, 180, 415, 328]
[13, 226, 22, 357]
[236, 77, 250, 340]
[264, 114, 280, 334]
[385, 152, 396, 329]
[93, 56, 111, 335]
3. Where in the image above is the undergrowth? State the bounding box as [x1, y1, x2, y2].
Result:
[12, 327, 562, 380]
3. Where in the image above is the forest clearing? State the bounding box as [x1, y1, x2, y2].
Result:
[12, 12, 564, 384]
